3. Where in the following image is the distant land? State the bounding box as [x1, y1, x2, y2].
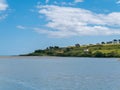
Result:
[21, 39, 120, 57]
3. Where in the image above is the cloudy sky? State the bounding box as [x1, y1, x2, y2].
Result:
[0, 0, 120, 55]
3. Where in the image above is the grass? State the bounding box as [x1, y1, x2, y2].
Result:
[22, 44, 120, 57]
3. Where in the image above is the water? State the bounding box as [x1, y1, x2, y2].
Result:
[0, 56, 120, 90]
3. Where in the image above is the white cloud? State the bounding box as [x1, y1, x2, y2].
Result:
[17, 25, 26, 30]
[53, 1, 74, 6]
[74, 0, 84, 3]
[36, 5, 120, 38]
[0, 0, 8, 20]
[0, 13, 7, 20]
[0, 0, 8, 11]
[117, 0, 120, 4]
[45, 0, 49, 3]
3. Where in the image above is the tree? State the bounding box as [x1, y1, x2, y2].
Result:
[101, 42, 105, 44]
[113, 39, 117, 44]
[54, 46, 59, 49]
[49, 46, 54, 49]
[75, 44, 80, 47]
[118, 39, 120, 43]
[34, 49, 43, 53]
[106, 41, 112, 44]
[93, 51, 104, 57]
[109, 41, 113, 44]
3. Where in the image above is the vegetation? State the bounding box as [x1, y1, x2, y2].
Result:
[21, 39, 120, 57]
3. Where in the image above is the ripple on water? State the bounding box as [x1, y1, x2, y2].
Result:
[0, 77, 39, 90]
[34, 74, 120, 90]
[0, 74, 120, 90]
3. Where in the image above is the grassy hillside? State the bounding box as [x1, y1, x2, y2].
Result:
[22, 44, 120, 57]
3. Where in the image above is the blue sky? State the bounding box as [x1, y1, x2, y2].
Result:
[0, 0, 120, 55]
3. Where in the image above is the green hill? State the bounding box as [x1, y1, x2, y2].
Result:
[22, 43, 120, 57]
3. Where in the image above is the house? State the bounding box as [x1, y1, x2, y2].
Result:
[84, 49, 89, 52]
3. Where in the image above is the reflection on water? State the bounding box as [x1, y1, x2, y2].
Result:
[0, 57, 120, 90]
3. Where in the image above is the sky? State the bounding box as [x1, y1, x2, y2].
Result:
[0, 0, 120, 55]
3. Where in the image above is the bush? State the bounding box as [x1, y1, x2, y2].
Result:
[93, 51, 105, 57]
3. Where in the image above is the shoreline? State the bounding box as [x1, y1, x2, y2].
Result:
[0, 55, 120, 59]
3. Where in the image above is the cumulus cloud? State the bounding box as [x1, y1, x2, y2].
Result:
[116, 0, 120, 4]
[17, 25, 26, 30]
[45, 0, 49, 3]
[0, 0, 8, 11]
[0, 0, 8, 20]
[36, 5, 120, 38]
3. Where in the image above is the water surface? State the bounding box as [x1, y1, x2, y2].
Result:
[0, 56, 120, 90]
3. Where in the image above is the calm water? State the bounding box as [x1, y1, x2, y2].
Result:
[0, 57, 120, 90]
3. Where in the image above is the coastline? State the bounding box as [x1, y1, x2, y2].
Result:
[0, 55, 120, 59]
